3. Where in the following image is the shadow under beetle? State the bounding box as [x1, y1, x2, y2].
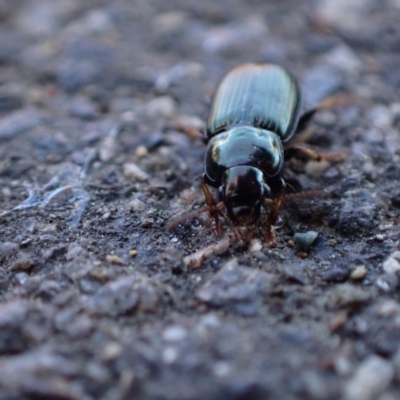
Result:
[201, 63, 325, 241]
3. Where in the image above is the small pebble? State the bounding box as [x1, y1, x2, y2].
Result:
[350, 265, 367, 280]
[153, 11, 188, 34]
[162, 325, 187, 342]
[377, 300, 400, 317]
[179, 189, 199, 205]
[382, 251, 400, 274]
[129, 250, 138, 258]
[101, 342, 123, 362]
[0, 242, 19, 257]
[68, 97, 98, 120]
[128, 198, 146, 211]
[322, 45, 362, 73]
[145, 96, 176, 118]
[135, 145, 148, 158]
[329, 312, 348, 332]
[376, 273, 399, 293]
[367, 105, 393, 128]
[293, 231, 319, 250]
[123, 163, 149, 182]
[249, 239, 262, 253]
[106, 254, 124, 265]
[343, 355, 394, 400]
[0, 109, 41, 139]
[328, 284, 370, 308]
[297, 251, 308, 259]
[11, 253, 33, 270]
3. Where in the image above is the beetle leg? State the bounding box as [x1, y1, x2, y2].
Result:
[264, 178, 286, 246]
[201, 174, 223, 236]
[284, 146, 322, 162]
[285, 145, 348, 163]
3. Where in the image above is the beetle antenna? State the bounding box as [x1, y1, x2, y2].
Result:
[192, 174, 202, 183]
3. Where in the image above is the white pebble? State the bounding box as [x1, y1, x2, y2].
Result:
[123, 163, 149, 182]
[162, 325, 187, 342]
[343, 355, 394, 400]
[145, 96, 176, 118]
[383, 251, 400, 274]
[128, 198, 146, 211]
[322, 45, 362, 73]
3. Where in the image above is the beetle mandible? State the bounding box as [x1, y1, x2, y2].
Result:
[201, 63, 323, 240]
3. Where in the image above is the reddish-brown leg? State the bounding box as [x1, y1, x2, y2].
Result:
[264, 178, 286, 246]
[284, 146, 322, 162]
[201, 174, 222, 236]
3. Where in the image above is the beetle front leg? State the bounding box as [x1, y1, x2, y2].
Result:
[201, 174, 222, 236]
[264, 177, 286, 246]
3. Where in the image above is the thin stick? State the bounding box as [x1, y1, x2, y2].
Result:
[183, 232, 239, 268]
[166, 206, 208, 231]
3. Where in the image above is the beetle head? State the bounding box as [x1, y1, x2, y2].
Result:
[220, 165, 270, 225]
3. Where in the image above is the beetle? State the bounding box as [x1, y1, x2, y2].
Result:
[201, 63, 324, 240]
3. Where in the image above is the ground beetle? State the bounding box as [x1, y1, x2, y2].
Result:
[201, 63, 323, 240]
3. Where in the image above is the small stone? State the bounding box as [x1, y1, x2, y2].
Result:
[68, 97, 98, 120]
[129, 250, 138, 258]
[135, 145, 148, 158]
[293, 231, 319, 250]
[377, 300, 400, 317]
[249, 239, 262, 253]
[196, 260, 272, 315]
[106, 254, 124, 265]
[350, 265, 367, 280]
[162, 346, 179, 364]
[0, 242, 19, 257]
[11, 253, 33, 270]
[141, 217, 154, 227]
[367, 105, 393, 128]
[337, 190, 380, 236]
[343, 355, 394, 400]
[322, 45, 362, 73]
[128, 198, 146, 211]
[329, 312, 348, 332]
[101, 342, 123, 362]
[145, 96, 176, 118]
[123, 163, 149, 182]
[319, 266, 349, 282]
[327, 284, 370, 309]
[153, 11, 188, 34]
[65, 243, 84, 261]
[162, 325, 187, 342]
[0, 109, 41, 140]
[376, 273, 399, 293]
[179, 189, 199, 205]
[383, 251, 400, 274]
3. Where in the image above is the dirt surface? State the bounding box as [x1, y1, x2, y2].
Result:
[1, 0, 400, 399]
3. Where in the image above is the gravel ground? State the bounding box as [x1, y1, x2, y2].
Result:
[1, 0, 400, 399]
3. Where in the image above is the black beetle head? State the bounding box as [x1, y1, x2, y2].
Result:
[220, 166, 270, 225]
